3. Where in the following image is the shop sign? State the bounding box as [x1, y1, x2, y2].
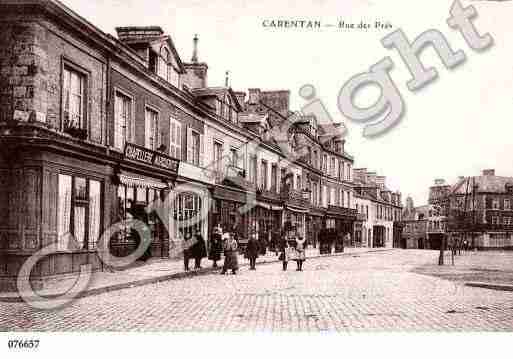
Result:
[124, 143, 179, 172]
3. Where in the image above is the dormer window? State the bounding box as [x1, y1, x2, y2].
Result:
[149, 50, 158, 74]
[159, 47, 171, 80]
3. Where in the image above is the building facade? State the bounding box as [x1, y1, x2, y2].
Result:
[0, 0, 385, 291]
[353, 169, 403, 248]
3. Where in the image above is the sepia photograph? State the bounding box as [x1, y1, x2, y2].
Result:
[0, 0, 512, 356]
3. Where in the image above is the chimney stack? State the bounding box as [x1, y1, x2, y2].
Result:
[225, 71, 230, 87]
[482, 169, 495, 176]
[191, 33, 199, 63]
[248, 88, 261, 105]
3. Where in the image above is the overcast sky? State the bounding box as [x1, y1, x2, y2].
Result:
[62, 0, 513, 206]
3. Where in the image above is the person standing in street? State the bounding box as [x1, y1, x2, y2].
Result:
[209, 225, 223, 268]
[221, 232, 239, 275]
[192, 229, 207, 269]
[278, 231, 289, 271]
[295, 235, 306, 271]
[246, 230, 259, 270]
[182, 229, 193, 272]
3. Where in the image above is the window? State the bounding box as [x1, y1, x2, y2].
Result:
[347, 164, 352, 181]
[230, 148, 238, 167]
[271, 164, 278, 192]
[339, 189, 344, 207]
[331, 157, 336, 177]
[213, 141, 223, 177]
[145, 107, 159, 150]
[313, 150, 318, 168]
[280, 168, 286, 189]
[313, 182, 318, 205]
[504, 217, 512, 225]
[492, 199, 500, 210]
[169, 117, 182, 159]
[261, 160, 268, 190]
[159, 47, 170, 81]
[491, 216, 499, 225]
[114, 91, 132, 150]
[505, 199, 511, 211]
[174, 192, 203, 239]
[250, 157, 258, 185]
[187, 129, 202, 166]
[57, 174, 102, 250]
[296, 174, 301, 190]
[63, 65, 86, 131]
[323, 154, 327, 173]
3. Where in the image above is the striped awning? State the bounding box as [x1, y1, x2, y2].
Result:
[119, 174, 169, 190]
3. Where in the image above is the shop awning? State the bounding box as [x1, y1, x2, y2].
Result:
[255, 201, 284, 211]
[286, 205, 309, 214]
[118, 174, 169, 190]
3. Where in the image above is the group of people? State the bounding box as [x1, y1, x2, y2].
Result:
[182, 225, 308, 274]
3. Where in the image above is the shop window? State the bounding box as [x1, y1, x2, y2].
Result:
[169, 117, 182, 159]
[117, 185, 162, 244]
[145, 107, 159, 150]
[174, 192, 203, 239]
[114, 90, 133, 150]
[57, 174, 102, 250]
[62, 64, 87, 136]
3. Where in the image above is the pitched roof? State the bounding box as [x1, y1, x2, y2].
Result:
[451, 175, 513, 194]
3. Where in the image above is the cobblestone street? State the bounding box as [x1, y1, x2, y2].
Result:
[1, 250, 513, 332]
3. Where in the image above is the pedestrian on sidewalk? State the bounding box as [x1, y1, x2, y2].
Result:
[209, 225, 223, 268]
[192, 229, 207, 269]
[246, 230, 259, 270]
[182, 229, 194, 272]
[221, 232, 239, 275]
[295, 235, 306, 271]
[278, 232, 290, 271]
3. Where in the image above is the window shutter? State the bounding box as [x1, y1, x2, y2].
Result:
[176, 122, 182, 159]
[145, 111, 151, 149]
[187, 127, 193, 163]
[199, 133, 204, 167]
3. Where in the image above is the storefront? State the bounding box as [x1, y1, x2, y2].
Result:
[110, 143, 179, 260]
[211, 182, 256, 242]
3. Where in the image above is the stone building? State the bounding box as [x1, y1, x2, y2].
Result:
[441, 170, 513, 250]
[353, 169, 403, 248]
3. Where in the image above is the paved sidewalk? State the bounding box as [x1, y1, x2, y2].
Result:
[0, 247, 392, 303]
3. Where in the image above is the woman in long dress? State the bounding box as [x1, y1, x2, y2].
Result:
[221, 233, 239, 275]
[295, 236, 306, 271]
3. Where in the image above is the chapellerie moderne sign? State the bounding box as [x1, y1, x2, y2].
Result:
[124, 143, 180, 172]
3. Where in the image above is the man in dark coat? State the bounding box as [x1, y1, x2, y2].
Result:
[246, 231, 259, 270]
[209, 225, 223, 268]
[192, 229, 207, 269]
[183, 230, 193, 272]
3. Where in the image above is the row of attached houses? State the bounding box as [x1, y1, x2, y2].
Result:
[0, 0, 376, 290]
[0, 0, 383, 291]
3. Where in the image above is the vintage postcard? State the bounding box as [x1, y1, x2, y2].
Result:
[0, 0, 512, 356]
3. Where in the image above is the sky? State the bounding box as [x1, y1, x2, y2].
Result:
[61, 0, 513, 206]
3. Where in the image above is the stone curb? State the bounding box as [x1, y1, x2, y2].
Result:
[465, 282, 513, 292]
[0, 248, 394, 303]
